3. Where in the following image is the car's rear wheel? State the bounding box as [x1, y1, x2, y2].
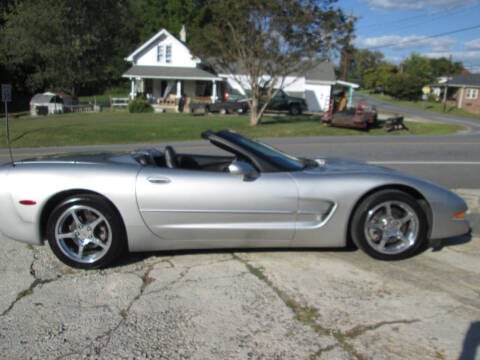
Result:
[350, 190, 428, 260]
[289, 103, 301, 116]
[46, 194, 126, 269]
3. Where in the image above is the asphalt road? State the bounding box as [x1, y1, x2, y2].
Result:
[356, 93, 480, 133]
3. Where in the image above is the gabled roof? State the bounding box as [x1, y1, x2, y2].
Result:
[125, 29, 196, 63]
[305, 62, 336, 83]
[447, 74, 480, 88]
[123, 65, 222, 81]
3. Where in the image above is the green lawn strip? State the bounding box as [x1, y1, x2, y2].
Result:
[0, 110, 464, 149]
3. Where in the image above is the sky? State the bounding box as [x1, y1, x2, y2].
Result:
[336, 0, 480, 72]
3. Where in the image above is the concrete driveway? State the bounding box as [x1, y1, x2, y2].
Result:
[1, 189, 479, 359]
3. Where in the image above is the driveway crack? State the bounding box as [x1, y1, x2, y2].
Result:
[1, 246, 58, 317]
[233, 254, 420, 360]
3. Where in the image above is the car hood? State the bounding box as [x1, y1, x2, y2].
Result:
[309, 157, 394, 174]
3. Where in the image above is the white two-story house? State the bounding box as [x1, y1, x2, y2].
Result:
[123, 28, 337, 112]
[123, 28, 223, 104]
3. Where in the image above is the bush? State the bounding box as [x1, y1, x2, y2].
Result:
[385, 73, 422, 101]
[128, 98, 153, 113]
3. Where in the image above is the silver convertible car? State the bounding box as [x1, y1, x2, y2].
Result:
[0, 130, 470, 268]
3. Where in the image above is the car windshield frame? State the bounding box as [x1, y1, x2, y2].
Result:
[214, 130, 306, 172]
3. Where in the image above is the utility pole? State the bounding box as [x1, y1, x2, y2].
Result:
[341, 12, 360, 81]
[442, 55, 452, 113]
[1, 83, 14, 165]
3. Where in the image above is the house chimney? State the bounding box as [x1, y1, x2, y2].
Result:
[180, 25, 186, 42]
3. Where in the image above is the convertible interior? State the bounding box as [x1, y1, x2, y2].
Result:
[131, 129, 310, 173]
[133, 146, 235, 172]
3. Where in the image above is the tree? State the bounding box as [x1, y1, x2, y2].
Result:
[384, 53, 433, 100]
[349, 48, 384, 86]
[1, 0, 134, 95]
[363, 62, 397, 92]
[385, 73, 423, 100]
[132, 0, 209, 44]
[402, 53, 432, 83]
[429, 57, 463, 78]
[189, 0, 348, 126]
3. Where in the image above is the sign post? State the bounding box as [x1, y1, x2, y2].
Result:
[2, 84, 14, 165]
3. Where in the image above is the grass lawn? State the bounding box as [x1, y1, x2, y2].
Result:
[0, 110, 464, 149]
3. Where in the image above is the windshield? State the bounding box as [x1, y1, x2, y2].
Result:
[218, 130, 307, 171]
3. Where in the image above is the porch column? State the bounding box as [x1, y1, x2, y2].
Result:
[129, 78, 136, 99]
[458, 87, 465, 109]
[211, 80, 217, 103]
[176, 81, 182, 99]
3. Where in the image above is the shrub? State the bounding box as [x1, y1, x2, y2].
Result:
[385, 73, 422, 101]
[128, 98, 153, 113]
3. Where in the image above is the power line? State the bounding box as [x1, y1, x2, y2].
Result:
[357, 5, 480, 31]
[368, 24, 480, 50]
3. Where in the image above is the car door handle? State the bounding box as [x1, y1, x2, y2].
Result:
[148, 177, 171, 184]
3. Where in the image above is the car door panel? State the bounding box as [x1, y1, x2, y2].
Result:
[136, 168, 298, 247]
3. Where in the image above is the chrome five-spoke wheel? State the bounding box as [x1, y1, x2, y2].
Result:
[364, 200, 419, 255]
[55, 204, 112, 264]
[351, 190, 428, 260]
[47, 195, 126, 269]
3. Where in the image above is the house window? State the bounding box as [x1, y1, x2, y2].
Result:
[157, 45, 164, 63]
[165, 45, 172, 63]
[156, 44, 172, 64]
[466, 88, 478, 100]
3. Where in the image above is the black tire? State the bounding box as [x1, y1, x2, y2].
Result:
[350, 190, 428, 260]
[289, 103, 301, 116]
[46, 194, 126, 269]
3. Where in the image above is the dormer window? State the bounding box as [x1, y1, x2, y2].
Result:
[156, 44, 172, 64]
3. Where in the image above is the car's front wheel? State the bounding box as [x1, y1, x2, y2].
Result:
[350, 190, 428, 260]
[46, 194, 126, 269]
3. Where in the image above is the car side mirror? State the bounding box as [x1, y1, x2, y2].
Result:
[228, 160, 259, 181]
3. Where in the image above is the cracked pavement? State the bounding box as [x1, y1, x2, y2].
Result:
[0, 189, 479, 359]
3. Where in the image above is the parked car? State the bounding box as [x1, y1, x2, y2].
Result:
[191, 89, 308, 116]
[205, 89, 249, 114]
[265, 89, 308, 115]
[190, 89, 248, 115]
[0, 130, 469, 269]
